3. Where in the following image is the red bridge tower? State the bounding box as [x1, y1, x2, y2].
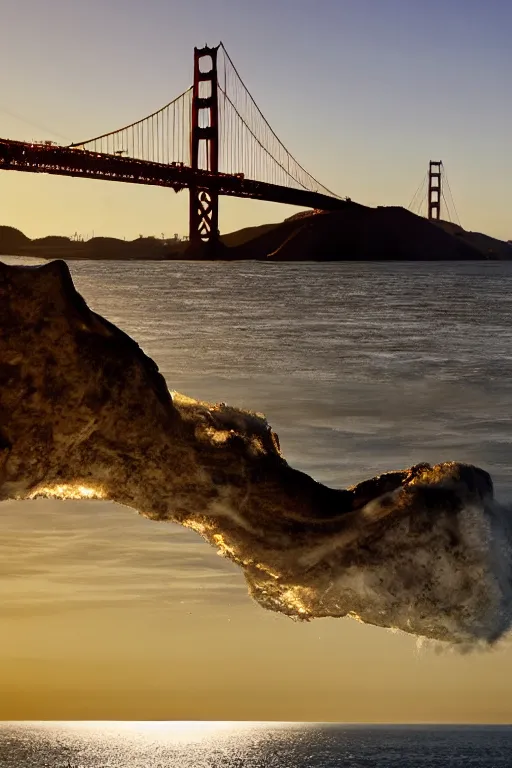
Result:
[428, 160, 442, 220]
[189, 45, 219, 248]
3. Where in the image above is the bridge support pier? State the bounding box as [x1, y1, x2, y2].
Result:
[189, 45, 220, 251]
[189, 188, 219, 246]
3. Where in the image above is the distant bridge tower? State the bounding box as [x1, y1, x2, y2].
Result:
[428, 160, 442, 220]
[189, 45, 219, 248]
[408, 161, 460, 225]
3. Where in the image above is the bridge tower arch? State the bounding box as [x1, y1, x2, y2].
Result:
[189, 45, 219, 248]
[428, 160, 442, 220]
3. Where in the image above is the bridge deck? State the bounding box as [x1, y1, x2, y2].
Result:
[0, 139, 347, 212]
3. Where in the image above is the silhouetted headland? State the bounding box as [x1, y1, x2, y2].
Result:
[1, 205, 511, 261]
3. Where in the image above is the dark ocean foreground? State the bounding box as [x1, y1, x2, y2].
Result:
[1, 722, 512, 767]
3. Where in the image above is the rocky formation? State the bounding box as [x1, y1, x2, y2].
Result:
[1, 259, 512, 645]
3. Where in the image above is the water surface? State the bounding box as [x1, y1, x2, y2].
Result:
[2, 721, 512, 767]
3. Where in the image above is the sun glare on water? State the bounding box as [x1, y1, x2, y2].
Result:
[43, 721, 289, 743]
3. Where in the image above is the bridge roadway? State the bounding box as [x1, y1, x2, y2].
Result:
[0, 139, 347, 212]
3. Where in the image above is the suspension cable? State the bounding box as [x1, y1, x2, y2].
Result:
[68, 86, 192, 148]
[219, 42, 339, 197]
[219, 87, 311, 191]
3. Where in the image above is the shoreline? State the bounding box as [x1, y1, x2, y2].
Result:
[2, 206, 511, 261]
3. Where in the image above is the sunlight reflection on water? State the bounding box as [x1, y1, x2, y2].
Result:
[2, 721, 512, 767]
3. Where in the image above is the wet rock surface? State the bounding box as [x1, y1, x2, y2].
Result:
[1, 260, 511, 645]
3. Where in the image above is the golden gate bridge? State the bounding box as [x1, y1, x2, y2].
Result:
[0, 43, 348, 249]
[408, 161, 461, 226]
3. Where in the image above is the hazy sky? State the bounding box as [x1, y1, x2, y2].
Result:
[1, 0, 511, 240]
